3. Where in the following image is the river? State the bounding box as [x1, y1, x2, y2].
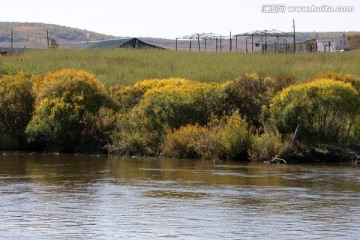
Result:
[0, 152, 359, 239]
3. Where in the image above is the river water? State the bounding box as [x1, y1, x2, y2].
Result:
[0, 152, 359, 239]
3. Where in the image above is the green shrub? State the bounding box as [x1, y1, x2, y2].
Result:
[106, 112, 154, 156]
[193, 113, 252, 160]
[132, 79, 224, 145]
[222, 73, 294, 128]
[25, 69, 114, 152]
[160, 124, 203, 158]
[0, 72, 34, 149]
[109, 84, 145, 112]
[268, 79, 360, 144]
[248, 130, 290, 162]
[107, 78, 227, 156]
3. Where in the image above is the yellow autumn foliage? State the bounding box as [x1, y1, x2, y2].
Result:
[26, 69, 113, 152]
[269, 78, 359, 144]
[0, 72, 33, 149]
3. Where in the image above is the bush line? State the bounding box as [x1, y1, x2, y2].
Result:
[0, 69, 359, 162]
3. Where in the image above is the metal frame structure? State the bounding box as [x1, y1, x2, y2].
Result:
[234, 29, 295, 53]
[175, 29, 295, 53]
[176, 33, 229, 52]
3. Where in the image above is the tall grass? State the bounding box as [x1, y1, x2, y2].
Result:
[1, 48, 360, 86]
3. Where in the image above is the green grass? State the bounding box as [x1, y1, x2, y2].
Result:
[1, 48, 360, 86]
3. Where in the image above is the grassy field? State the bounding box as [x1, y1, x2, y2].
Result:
[1, 48, 360, 86]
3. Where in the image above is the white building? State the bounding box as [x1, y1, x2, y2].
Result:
[316, 38, 348, 52]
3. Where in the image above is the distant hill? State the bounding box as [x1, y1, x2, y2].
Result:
[0, 22, 118, 48]
[0, 22, 175, 49]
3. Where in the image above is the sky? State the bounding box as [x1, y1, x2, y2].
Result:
[1, 0, 359, 39]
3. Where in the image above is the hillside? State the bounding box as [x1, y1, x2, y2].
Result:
[0, 22, 117, 48]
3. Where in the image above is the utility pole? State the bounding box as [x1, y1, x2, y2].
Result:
[264, 30, 267, 53]
[47, 29, 50, 48]
[197, 34, 200, 52]
[204, 37, 207, 52]
[293, 19, 296, 53]
[11, 30, 13, 49]
[252, 34, 254, 53]
[229, 31, 232, 52]
[246, 37, 248, 53]
[235, 35, 238, 52]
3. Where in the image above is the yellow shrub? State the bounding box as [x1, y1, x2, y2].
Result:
[193, 113, 252, 160]
[160, 125, 203, 158]
[0, 72, 33, 149]
[134, 78, 190, 91]
[269, 78, 360, 144]
[26, 69, 113, 152]
[314, 71, 360, 92]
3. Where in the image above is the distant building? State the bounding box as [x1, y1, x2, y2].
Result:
[79, 38, 164, 49]
[297, 37, 349, 53]
[315, 38, 348, 52]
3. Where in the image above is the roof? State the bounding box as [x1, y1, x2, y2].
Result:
[316, 37, 347, 42]
[235, 29, 294, 38]
[300, 37, 348, 44]
[81, 38, 164, 49]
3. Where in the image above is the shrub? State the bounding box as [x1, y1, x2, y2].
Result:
[106, 112, 154, 156]
[0, 72, 34, 149]
[193, 113, 252, 160]
[223, 74, 278, 128]
[314, 71, 360, 92]
[268, 79, 360, 145]
[248, 130, 290, 162]
[107, 78, 227, 156]
[133, 78, 190, 91]
[110, 78, 197, 113]
[109, 84, 145, 112]
[224, 74, 295, 128]
[133, 79, 224, 144]
[25, 69, 113, 152]
[160, 124, 203, 158]
[79, 108, 117, 152]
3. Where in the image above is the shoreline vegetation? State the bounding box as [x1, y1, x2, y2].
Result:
[0, 49, 359, 163]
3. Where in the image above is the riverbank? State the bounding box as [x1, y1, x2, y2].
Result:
[281, 144, 360, 164]
[0, 50, 359, 162]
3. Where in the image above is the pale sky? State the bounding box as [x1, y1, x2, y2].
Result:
[1, 0, 359, 39]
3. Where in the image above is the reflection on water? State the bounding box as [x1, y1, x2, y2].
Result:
[0, 152, 359, 239]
